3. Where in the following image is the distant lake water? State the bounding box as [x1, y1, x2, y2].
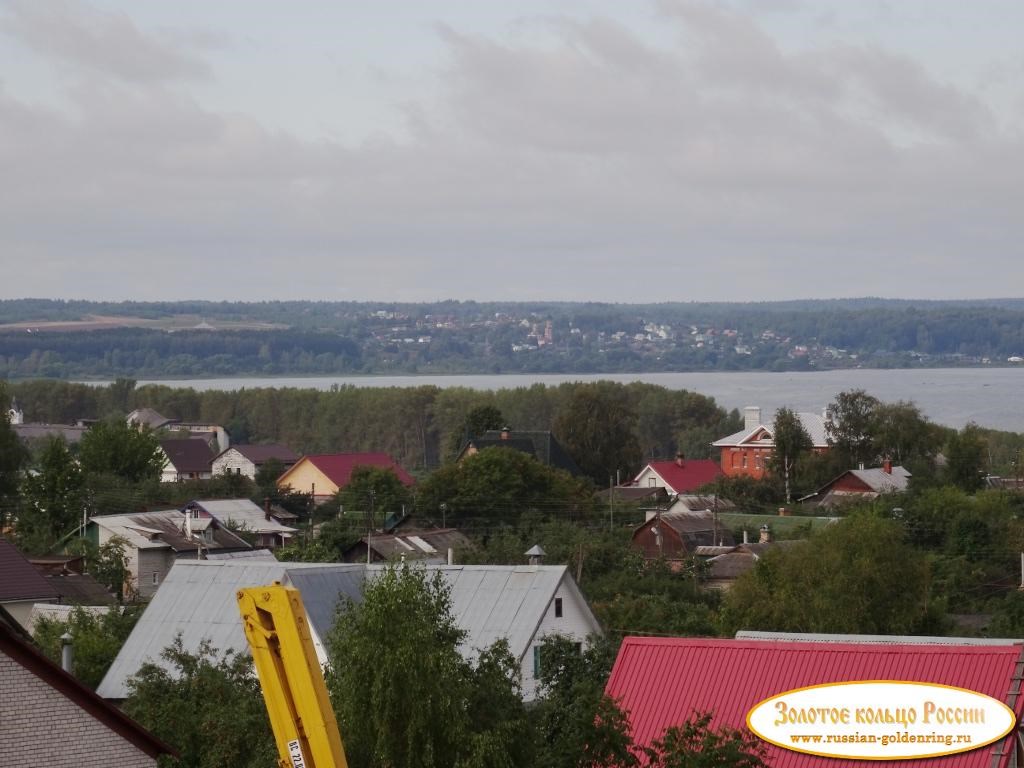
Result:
[115, 368, 1024, 432]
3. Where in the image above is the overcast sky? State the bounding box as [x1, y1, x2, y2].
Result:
[1, 0, 1022, 303]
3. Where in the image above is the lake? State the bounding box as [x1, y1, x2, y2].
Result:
[120, 367, 1024, 432]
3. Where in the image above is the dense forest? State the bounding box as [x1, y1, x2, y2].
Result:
[3, 298, 1024, 378]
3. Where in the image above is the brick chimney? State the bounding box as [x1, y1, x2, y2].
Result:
[675, 452, 686, 468]
[501, 425, 511, 440]
[744, 406, 761, 431]
[759, 524, 771, 544]
[883, 458, 893, 474]
[264, 496, 272, 521]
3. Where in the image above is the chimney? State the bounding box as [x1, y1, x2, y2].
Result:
[675, 451, 686, 468]
[264, 496, 272, 521]
[447, 547, 455, 565]
[759, 524, 771, 544]
[60, 632, 74, 674]
[744, 406, 761, 431]
[525, 544, 545, 565]
[858, 462, 865, 471]
[743, 529, 749, 545]
[501, 425, 511, 440]
[883, 458, 893, 474]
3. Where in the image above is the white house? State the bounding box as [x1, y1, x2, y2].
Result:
[98, 560, 601, 701]
[211, 444, 299, 480]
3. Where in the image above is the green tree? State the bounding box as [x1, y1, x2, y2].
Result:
[0, 381, 27, 533]
[325, 565, 529, 768]
[530, 635, 637, 768]
[415, 447, 593, 525]
[33, 604, 142, 690]
[337, 465, 414, 520]
[720, 512, 940, 635]
[18, 436, 85, 554]
[643, 712, 767, 768]
[123, 637, 276, 768]
[78, 419, 164, 483]
[465, 404, 506, 439]
[944, 423, 987, 492]
[768, 407, 813, 503]
[554, 382, 643, 486]
[825, 389, 881, 467]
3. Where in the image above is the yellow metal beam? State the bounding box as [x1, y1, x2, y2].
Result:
[237, 584, 348, 768]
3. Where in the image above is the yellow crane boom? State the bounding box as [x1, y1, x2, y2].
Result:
[237, 584, 348, 768]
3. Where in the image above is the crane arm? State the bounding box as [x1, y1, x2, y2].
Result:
[236, 584, 348, 768]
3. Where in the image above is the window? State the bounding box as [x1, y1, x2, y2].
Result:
[742, 454, 748, 469]
[554, 597, 563, 618]
[152, 572, 159, 585]
[648, 477, 657, 487]
[533, 645, 541, 677]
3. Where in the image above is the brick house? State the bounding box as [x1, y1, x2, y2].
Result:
[711, 406, 829, 479]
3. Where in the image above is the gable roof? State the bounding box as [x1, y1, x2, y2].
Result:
[712, 411, 829, 449]
[126, 408, 175, 430]
[159, 438, 214, 473]
[0, 537, 60, 603]
[461, 430, 583, 476]
[0, 616, 174, 760]
[844, 465, 911, 492]
[636, 459, 723, 494]
[98, 560, 599, 699]
[641, 510, 735, 548]
[345, 529, 473, 563]
[605, 637, 1024, 768]
[90, 510, 252, 553]
[186, 499, 297, 536]
[282, 453, 415, 488]
[215, 444, 299, 466]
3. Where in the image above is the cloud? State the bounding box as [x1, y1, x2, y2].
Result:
[1, 0, 210, 83]
[0, 0, 1020, 302]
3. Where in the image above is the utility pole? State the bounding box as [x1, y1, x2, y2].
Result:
[608, 475, 614, 531]
[366, 490, 376, 565]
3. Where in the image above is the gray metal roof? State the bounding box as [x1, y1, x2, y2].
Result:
[190, 499, 298, 536]
[98, 560, 598, 700]
[712, 411, 829, 448]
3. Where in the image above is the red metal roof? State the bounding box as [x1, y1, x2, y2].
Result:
[643, 459, 723, 493]
[304, 453, 415, 487]
[605, 636, 1024, 768]
[0, 537, 59, 603]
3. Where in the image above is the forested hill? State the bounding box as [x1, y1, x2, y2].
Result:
[2, 298, 1024, 379]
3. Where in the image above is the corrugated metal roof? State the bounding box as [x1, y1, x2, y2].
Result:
[638, 460, 723, 493]
[605, 637, 1024, 768]
[190, 499, 298, 535]
[736, 631, 1023, 646]
[712, 412, 829, 448]
[99, 561, 599, 700]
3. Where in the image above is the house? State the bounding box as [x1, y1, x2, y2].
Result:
[605, 636, 1024, 767]
[803, 459, 911, 508]
[342, 528, 473, 564]
[711, 406, 829, 479]
[98, 559, 601, 702]
[86, 510, 252, 599]
[0, 610, 173, 767]
[158, 438, 214, 482]
[211, 443, 299, 480]
[631, 510, 735, 562]
[664, 493, 736, 515]
[630, 454, 723, 494]
[0, 536, 60, 631]
[29, 554, 117, 606]
[704, 537, 802, 591]
[127, 408, 230, 453]
[457, 427, 584, 476]
[276, 453, 415, 503]
[183, 498, 297, 549]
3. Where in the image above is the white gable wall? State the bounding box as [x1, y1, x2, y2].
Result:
[520, 577, 601, 701]
[632, 466, 671, 492]
[211, 450, 258, 479]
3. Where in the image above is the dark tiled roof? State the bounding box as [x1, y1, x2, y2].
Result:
[0, 537, 60, 602]
[160, 438, 214, 473]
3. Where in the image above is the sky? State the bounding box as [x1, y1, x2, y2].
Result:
[1, 0, 1022, 304]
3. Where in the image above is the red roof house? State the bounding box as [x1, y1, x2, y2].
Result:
[631, 455, 723, 495]
[605, 636, 1024, 767]
[276, 453, 415, 502]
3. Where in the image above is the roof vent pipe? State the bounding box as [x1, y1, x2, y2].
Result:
[61, 632, 74, 675]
